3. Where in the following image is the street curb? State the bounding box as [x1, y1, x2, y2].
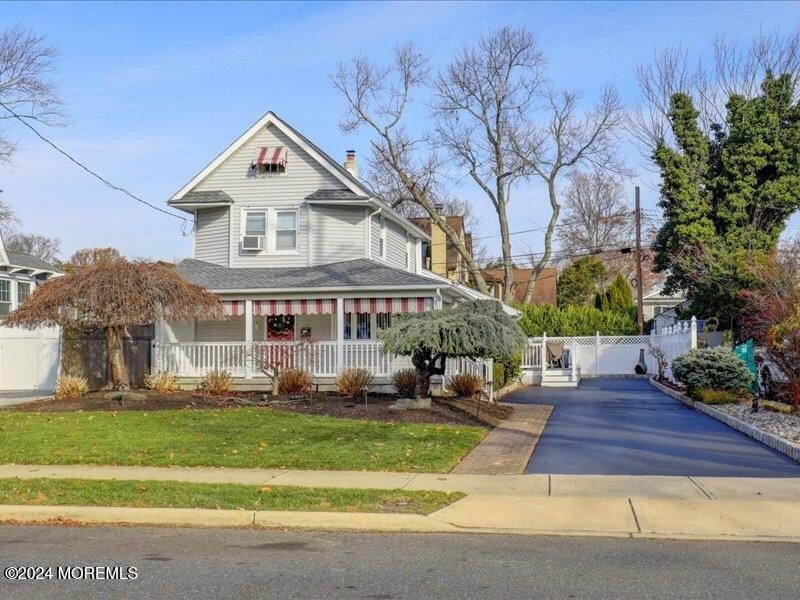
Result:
[0, 504, 458, 533]
[649, 378, 800, 463]
[1, 503, 799, 544]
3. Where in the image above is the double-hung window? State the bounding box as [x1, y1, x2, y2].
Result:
[275, 210, 297, 252]
[244, 211, 267, 250]
[242, 208, 298, 254]
[0, 280, 10, 318]
[17, 281, 31, 306]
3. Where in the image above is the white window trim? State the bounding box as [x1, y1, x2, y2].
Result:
[405, 233, 412, 271]
[240, 207, 300, 256]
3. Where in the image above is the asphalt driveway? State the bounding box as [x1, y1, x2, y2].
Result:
[506, 379, 800, 477]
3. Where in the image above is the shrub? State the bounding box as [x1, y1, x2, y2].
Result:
[143, 371, 180, 392]
[277, 368, 313, 395]
[691, 388, 742, 405]
[493, 353, 522, 389]
[391, 369, 417, 398]
[671, 347, 753, 393]
[54, 375, 89, 400]
[201, 370, 233, 396]
[516, 303, 638, 336]
[448, 372, 485, 398]
[335, 368, 374, 397]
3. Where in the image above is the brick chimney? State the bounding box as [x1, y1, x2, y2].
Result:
[344, 150, 359, 178]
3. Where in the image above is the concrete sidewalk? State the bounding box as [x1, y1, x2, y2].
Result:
[1, 464, 800, 541]
[1, 464, 800, 500]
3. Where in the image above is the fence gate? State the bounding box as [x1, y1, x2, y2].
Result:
[0, 328, 61, 392]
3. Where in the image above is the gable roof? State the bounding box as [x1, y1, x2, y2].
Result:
[168, 112, 429, 241]
[170, 112, 371, 202]
[175, 258, 443, 292]
[168, 190, 233, 208]
[6, 251, 63, 274]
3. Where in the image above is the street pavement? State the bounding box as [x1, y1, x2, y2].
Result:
[508, 378, 800, 476]
[0, 525, 798, 599]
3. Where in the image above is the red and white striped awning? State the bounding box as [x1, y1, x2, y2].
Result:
[223, 300, 246, 317]
[251, 146, 288, 168]
[254, 299, 336, 316]
[222, 299, 337, 316]
[344, 297, 434, 314]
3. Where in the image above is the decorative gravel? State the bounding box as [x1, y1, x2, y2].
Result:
[716, 403, 800, 444]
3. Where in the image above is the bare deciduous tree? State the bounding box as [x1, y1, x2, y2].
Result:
[4, 231, 60, 262]
[433, 26, 544, 303]
[519, 86, 628, 303]
[0, 26, 65, 163]
[65, 247, 124, 271]
[631, 28, 800, 153]
[330, 45, 490, 293]
[557, 171, 630, 254]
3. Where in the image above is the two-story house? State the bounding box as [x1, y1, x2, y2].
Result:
[155, 112, 506, 384]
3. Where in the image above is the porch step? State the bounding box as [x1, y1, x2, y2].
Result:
[541, 368, 580, 388]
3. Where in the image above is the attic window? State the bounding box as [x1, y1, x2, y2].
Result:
[250, 146, 287, 175]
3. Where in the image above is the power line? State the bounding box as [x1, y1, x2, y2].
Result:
[428, 241, 639, 270]
[0, 100, 190, 230]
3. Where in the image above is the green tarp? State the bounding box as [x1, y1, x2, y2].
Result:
[733, 339, 759, 396]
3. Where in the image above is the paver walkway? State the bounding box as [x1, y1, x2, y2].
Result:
[451, 404, 553, 475]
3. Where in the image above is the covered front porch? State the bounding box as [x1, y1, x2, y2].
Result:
[153, 293, 488, 383]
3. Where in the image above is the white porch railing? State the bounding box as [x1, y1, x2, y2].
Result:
[151, 340, 495, 389]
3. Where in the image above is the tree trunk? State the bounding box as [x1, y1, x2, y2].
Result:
[524, 178, 560, 304]
[411, 350, 431, 399]
[106, 326, 131, 390]
[497, 197, 515, 304]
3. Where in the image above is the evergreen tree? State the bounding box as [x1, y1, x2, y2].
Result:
[379, 300, 526, 398]
[557, 256, 606, 307]
[595, 273, 636, 320]
[654, 73, 800, 327]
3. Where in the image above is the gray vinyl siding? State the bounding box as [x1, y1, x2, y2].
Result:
[385, 220, 407, 270]
[192, 123, 340, 268]
[311, 205, 365, 265]
[370, 215, 381, 259]
[194, 207, 230, 266]
[195, 316, 245, 342]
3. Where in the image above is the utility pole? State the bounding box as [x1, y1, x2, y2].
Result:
[634, 186, 645, 334]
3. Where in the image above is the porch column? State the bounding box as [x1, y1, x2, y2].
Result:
[245, 300, 253, 379]
[336, 297, 345, 371]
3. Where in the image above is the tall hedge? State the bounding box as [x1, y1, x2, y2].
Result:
[515, 303, 638, 336]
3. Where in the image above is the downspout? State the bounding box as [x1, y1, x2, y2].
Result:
[435, 288, 443, 310]
[367, 205, 382, 260]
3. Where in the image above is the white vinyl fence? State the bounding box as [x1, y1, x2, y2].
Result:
[521, 317, 697, 383]
[0, 326, 61, 392]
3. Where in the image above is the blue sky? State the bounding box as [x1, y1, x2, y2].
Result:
[1, 1, 799, 261]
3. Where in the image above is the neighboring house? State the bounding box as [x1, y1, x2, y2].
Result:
[0, 232, 62, 392]
[408, 213, 472, 284]
[408, 214, 557, 306]
[155, 112, 509, 384]
[482, 267, 557, 306]
[640, 285, 686, 325]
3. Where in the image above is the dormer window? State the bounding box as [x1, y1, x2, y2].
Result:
[250, 146, 287, 175]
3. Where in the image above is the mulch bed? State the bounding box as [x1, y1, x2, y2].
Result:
[6, 390, 502, 427]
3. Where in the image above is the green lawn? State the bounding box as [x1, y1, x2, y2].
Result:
[0, 478, 461, 514]
[0, 408, 485, 473]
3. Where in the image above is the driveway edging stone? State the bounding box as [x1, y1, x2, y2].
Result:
[649, 378, 800, 463]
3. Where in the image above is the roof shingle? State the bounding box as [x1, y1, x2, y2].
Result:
[175, 258, 442, 291]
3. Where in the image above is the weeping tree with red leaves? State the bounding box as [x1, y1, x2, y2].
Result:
[739, 237, 800, 409]
[4, 259, 224, 390]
